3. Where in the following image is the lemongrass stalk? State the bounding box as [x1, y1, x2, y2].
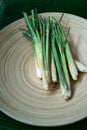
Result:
[37, 15, 50, 90]
[75, 60, 87, 72]
[39, 15, 50, 90]
[52, 16, 78, 80]
[65, 42, 78, 80]
[54, 24, 71, 97]
[51, 53, 58, 82]
[23, 29, 42, 78]
[59, 25, 78, 80]
[51, 25, 58, 83]
[52, 41, 71, 99]
[51, 26, 71, 99]
[52, 17, 71, 89]
[45, 17, 51, 85]
[39, 17, 50, 90]
[22, 28, 43, 78]
[23, 11, 43, 79]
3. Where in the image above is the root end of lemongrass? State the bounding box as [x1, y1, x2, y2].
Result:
[72, 75, 78, 80]
[63, 92, 71, 100]
[52, 78, 58, 83]
[61, 84, 71, 100]
[75, 60, 87, 72]
[70, 66, 78, 80]
[36, 67, 42, 79]
[42, 71, 50, 91]
[43, 83, 49, 91]
[51, 56, 58, 83]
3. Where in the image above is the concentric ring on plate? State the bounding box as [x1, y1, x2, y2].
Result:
[0, 13, 87, 126]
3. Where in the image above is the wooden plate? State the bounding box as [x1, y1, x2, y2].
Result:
[0, 13, 87, 126]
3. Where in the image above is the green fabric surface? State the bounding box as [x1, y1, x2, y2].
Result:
[0, 0, 87, 129]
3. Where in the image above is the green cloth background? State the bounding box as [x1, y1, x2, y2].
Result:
[0, 0, 87, 129]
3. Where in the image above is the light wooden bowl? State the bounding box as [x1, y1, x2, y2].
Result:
[0, 13, 87, 126]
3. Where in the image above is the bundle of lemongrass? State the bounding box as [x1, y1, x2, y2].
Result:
[23, 9, 87, 99]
